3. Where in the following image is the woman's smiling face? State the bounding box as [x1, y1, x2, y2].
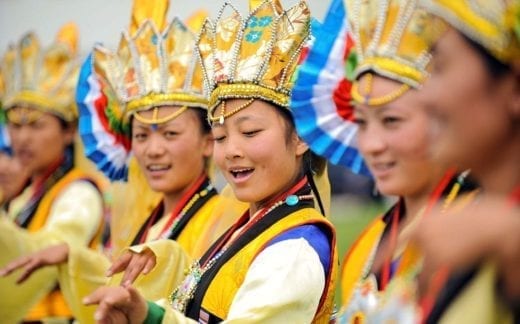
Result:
[420, 28, 517, 178]
[131, 106, 213, 195]
[354, 75, 446, 199]
[211, 99, 308, 206]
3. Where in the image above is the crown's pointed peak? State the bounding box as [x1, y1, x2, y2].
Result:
[116, 31, 133, 57]
[168, 16, 187, 29]
[284, 0, 310, 17]
[196, 17, 216, 44]
[163, 17, 192, 39]
[200, 16, 215, 33]
[19, 32, 40, 52]
[132, 19, 162, 42]
[249, 0, 283, 14]
[55, 22, 79, 55]
[216, 2, 243, 23]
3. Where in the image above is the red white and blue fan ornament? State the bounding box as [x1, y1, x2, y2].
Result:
[76, 56, 131, 180]
[290, 0, 369, 176]
[76, 17, 208, 181]
[0, 110, 11, 155]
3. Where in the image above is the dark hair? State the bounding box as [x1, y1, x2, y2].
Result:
[277, 106, 327, 177]
[191, 107, 212, 172]
[192, 107, 211, 134]
[53, 115, 76, 161]
[57, 116, 76, 130]
[462, 34, 511, 78]
[277, 105, 327, 214]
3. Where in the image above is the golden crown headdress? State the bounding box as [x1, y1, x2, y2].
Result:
[346, 0, 448, 106]
[0, 23, 80, 122]
[92, 16, 208, 132]
[419, 0, 520, 63]
[196, 0, 311, 124]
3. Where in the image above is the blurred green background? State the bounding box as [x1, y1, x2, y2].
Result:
[328, 194, 388, 305]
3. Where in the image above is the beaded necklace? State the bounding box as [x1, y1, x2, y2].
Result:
[169, 177, 313, 313]
[157, 182, 214, 240]
[138, 174, 210, 244]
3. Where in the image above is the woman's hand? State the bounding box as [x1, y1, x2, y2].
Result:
[83, 284, 148, 324]
[0, 243, 69, 283]
[107, 248, 157, 286]
[410, 196, 520, 298]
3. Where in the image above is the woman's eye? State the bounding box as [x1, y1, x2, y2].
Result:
[243, 129, 261, 137]
[352, 118, 366, 127]
[213, 135, 226, 143]
[211, 128, 226, 142]
[383, 116, 400, 124]
[31, 121, 45, 130]
[164, 131, 178, 139]
[133, 133, 147, 141]
[211, 130, 226, 142]
[9, 123, 22, 130]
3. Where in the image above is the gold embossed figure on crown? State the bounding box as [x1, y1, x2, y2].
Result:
[0, 23, 80, 122]
[92, 16, 208, 134]
[346, 0, 448, 106]
[196, 0, 311, 123]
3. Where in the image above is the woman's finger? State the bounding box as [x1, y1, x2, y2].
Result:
[142, 256, 156, 274]
[0, 256, 32, 277]
[121, 255, 147, 286]
[16, 257, 45, 284]
[107, 252, 132, 277]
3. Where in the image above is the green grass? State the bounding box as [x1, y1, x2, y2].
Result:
[328, 194, 388, 306]
[330, 194, 387, 255]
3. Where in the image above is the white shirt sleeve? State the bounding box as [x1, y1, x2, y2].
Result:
[0, 181, 103, 323]
[42, 180, 103, 246]
[224, 238, 325, 324]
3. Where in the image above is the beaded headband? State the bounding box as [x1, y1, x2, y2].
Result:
[132, 106, 189, 125]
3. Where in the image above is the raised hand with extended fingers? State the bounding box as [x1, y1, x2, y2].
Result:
[106, 248, 157, 286]
[83, 284, 148, 324]
[0, 243, 69, 284]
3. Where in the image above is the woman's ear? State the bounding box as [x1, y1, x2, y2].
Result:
[202, 133, 214, 158]
[293, 133, 309, 157]
[63, 123, 77, 146]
